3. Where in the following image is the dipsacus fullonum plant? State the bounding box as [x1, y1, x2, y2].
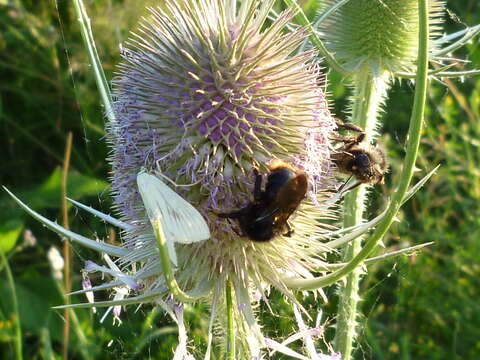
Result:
[6, 0, 342, 358]
[4, 0, 457, 358]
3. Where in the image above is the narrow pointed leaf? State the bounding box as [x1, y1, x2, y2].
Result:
[3, 187, 127, 257]
[68, 198, 133, 230]
[53, 291, 162, 310]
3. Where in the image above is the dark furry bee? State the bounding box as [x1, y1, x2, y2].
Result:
[332, 119, 388, 191]
[218, 160, 308, 242]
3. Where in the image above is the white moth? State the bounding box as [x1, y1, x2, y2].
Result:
[137, 172, 210, 266]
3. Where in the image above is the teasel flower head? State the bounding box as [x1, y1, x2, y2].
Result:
[318, 0, 446, 75]
[107, 0, 337, 352]
[7, 0, 340, 358]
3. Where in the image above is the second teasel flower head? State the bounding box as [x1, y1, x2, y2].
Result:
[109, 0, 335, 352]
[319, 0, 446, 74]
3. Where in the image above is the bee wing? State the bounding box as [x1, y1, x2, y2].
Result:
[137, 173, 210, 265]
[254, 207, 279, 223]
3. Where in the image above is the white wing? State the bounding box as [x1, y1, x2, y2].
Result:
[137, 172, 210, 265]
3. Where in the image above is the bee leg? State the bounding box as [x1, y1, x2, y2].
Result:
[336, 133, 366, 149]
[253, 168, 263, 201]
[337, 175, 353, 193]
[334, 117, 365, 134]
[231, 225, 245, 237]
[283, 222, 294, 237]
[340, 179, 363, 194]
[331, 148, 354, 165]
[354, 132, 366, 144]
[218, 217, 246, 237]
[331, 134, 363, 149]
[216, 210, 247, 237]
[217, 208, 246, 219]
[330, 135, 355, 143]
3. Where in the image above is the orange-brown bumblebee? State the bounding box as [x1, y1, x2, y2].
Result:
[218, 160, 308, 242]
[332, 119, 388, 191]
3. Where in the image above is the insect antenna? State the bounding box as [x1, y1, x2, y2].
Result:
[153, 170, 202, 188]
[340, 179, 363, 194]
[337, 175, 353, 193]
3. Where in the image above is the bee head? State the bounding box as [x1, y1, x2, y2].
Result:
[352, 153, 370, 169]
[349, 148, 387, 184]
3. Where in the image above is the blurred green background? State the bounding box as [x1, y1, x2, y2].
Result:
[0, 0, 479, 359]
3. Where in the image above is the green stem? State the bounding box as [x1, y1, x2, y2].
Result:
[152, 220, 199, 303]
[71, 0, 115, 123]
[68, 310, 92, 360]
[225, 280, 235, 360]
[0, 248, 23, 360]
[334, 67, 390, 359]
[282, 0, 430, 296]
[53, 280, 92, 360]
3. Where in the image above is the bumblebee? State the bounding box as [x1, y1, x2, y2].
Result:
[332, 118, 388, 191]
[218, 160, 308, 242]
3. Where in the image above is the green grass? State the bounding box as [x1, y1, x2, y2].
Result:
[0, 0, 479, 359]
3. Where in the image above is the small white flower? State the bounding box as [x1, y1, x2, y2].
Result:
[47, 246, 64, 280]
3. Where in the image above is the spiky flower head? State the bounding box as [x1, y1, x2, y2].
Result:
[319, 0, 445, 74]
[111, 0, 335, 356]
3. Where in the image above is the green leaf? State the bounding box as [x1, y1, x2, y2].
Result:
[1, 166, 108, 210]
[0, 273, 64, 341]
[0, 167, 109, 247]
[0, 219, 23, 253]
[21, 167, 109, 210]
[301, 0, 320, 18]
[1, 167, 108, 210]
